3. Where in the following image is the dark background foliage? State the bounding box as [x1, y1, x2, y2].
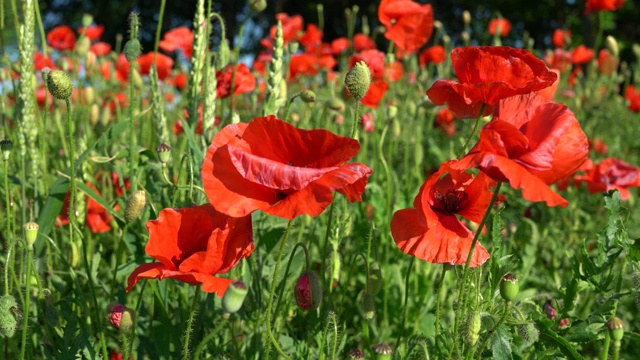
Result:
[13, 0, 640, 61]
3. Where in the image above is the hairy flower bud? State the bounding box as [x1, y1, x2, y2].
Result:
[76, 36, 91, 57]
[543, 300, 557, 321]
[294, 270, 322, 310]
[327, 98, 345, 112]
[462, 10, 471, 26]
[299, 90, 316, 103]
[359, 291, 376, 320]
[45, 70, 73, 100]
[123, 39, 142, 62]
[222, 280, 248, 314]
[464, 311, 481, 346]
[249, 0, 267, 13]
[499, 273, 519, 302]
[606, 36, 619, 58]
[124, 190, 146, 223]
[367, 261, 383, 296]
[0, 295, 19, 338]
[345, 61, 371, 101]
[108, 302, 135, 332]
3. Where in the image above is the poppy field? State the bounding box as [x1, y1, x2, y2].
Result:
[3, 0, 640, 359]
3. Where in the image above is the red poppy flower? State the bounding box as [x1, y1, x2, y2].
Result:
[545, 49, 572, 72]
[56, 183, 116, 233]
[426, 46, 558, 119]
[34, 52, 55, 71]
[47, 25, 77, 51]
[289, 53, 323, 79]
[216, 63, 256, 98]
[537, 69, 560, 100]
[78, 24, 104, 41]
[159, 26, 194, 59]
[349, 49, 385, 79]
[360, 78, 389, 108]
[353, 33, 376, 52]
[571, 45, 594, 65]
[360, 112, 375, 133]
[136, 52, 174, 81]
[90, 42, 112, 57]
[201, 116, 372, 219]
[488, 18, 512, 37]
[173, 107, 220, 135]
[269, 13, 304, 45]
[331, 37, 350, 55]
[625, 85, 640, 112]
[391, 161, 492, 267]
[588, 139, 608, 154]
[597, 49, 617, 75]
[385, 61, 404, 82]
[435, 108, 456, 137]
[452, 93, 589, 207]
[299, 24, 323, 52]
[574, 158, 640, 200]
[585, 0, 625, 14]
[378, 0, 433, 54]
[174, 73, 187, 90]
[552, 29, 571, 48]
[419, 45, 446, 67]
[126, 204, 254, 295]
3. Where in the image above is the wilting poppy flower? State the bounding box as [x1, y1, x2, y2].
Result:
[126, 204, 254, 295]
[353, 33, 376, 52]
[585, 0, 625, 14]
[426, 46, 558, 118]
[419, 45, 446, 67]
[202, 116, 372, 219]
[452, 93, 589, 207]
[78, 24, 104, 41]
[269, 13, 304, 45]
[552, 29, 571, 48]
[47, 25, 77, 51]
[216, 63, 256, 98]
[625, 85, 640, 112]
[90, 42, 112, 57]
[574, 158, 640, 200]
[360, 78, 389, 108]
[159, 26, 194, 59]
[435, 108, 456, 137]
[378, 0, 433, 53]
[571, 45, 594, 65]
[597, 49, 617, 75]
[137, 52, 174, 81]
[488, 18, 512, 37]
[391, 161, 492, 267]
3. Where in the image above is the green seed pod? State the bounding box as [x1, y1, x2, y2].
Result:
[499, 273, 519, 302]
[606, 317, 624, 341]
[372, 342, 393, 360]
[359, 291, 375, 320]
[124, 190, 146, 223]
[249, 0, 267, 13]
[23, 222, 39, 250]
[0, 295, 18, 338]
[123, 39, 142, 62]
[156, 143, 172, 164]
[45, 70, 73, 100]
[222, 280, 248, 314]
[345, 61, 371, 101]
[367, 261, 383, 296]
[1, 139, 13, 160]
[299, 90, 316, 103]
[464, 311, 482, 346]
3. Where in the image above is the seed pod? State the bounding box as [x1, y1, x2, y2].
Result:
[372, 342, 393, 360]
[294, 270, 322, 310]
[124, 190, 146, 223]
[222, 280, 248, 314]
[23, 222, 39, 250]
[499, 273, 519, 302]
[0, 139, 12, 160]
[156, 143, 171, 164]
[345, 61, 371, 101]
[606, 317, 624, 341]
[347, 349, 365, 359]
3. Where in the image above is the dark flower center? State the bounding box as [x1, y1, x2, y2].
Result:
[430, 190, 468, 214]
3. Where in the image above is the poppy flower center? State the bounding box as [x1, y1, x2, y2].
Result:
[430, 190, 468, 214]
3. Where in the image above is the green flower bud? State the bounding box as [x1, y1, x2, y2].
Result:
[222, 280, 248, 314]
[288, 41, 299, 54]
[84, 86, 95, 104]
[75, 36, 91, 58]
[69, 241, 80, 268]
[249, 0, 267, 13]
[462, 10, 471, 26]
[0, 295, 19, 338]
[516, 323, 539, 346]
[23, 222, 39, 250]
[123, 39, 142, 62]
[299, 90, 316, 103]
[82, 14, 94, 28]
[367, 261, 383, 296]
[606, 36, 619, 58]
[124, 190, 146, 223]
[326, 98, 345, 112]
[359, 291, 375, 320]
[372, 342, 393, 360]
[216, 40, 231, 69]
[345, 61, 371, 101]
[1, 139, 12, 160]
[45, 70, 73, 100]
[499, 273, 519, 302]
[90, 103, 100, 126]
[156, 143, 172, 164]
[606, 317, 624, 341]
[386, 105, 398, 119]
[464, 311, 481, 346]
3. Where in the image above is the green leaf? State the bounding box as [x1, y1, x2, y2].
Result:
[536, 320, 584, 360]
[76, 181, 123, 222]
[491, 326, 513, 360]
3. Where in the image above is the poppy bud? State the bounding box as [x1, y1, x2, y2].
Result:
[156, 143, 171, 164]
[461, 31, 470, 45]
[299, 90, 316, 103]
[216, 40, 230, 69]
[345, 61, 371, 101]
[516, 323, 539, 346]
[606, 317, 624, 341]
[23, 222, 39, 250]
[288, 41, 299, 54]
[100, 105, 111, 126]
[347, 349, 365, 359]
[499, 273, 519, 302]
[372, 342, 393, 360]
[326, 98, 345, 112]
[559, 318, 570, 328]
[84, 86, 95, 104]
[90, 104, 100, 126]
[543, 300, 557, 321]
[1, 139, 13, 160]
[124, 190, 146, 223]
[44, 70, 73, 100]
[249, 0, 267, 13]
[359, 291, 375, 319]
[386, 105, 398, 119]
[222, 280, 248, 314]
[367, 261, 383, 296]
[69, 240, 80, 268]
[606, 36, 619, 58]
[462, 10, 471, 26]
[294, 270, 322, 310]
[82, 13, 93, 28]
[123, 39, 142, 62]
[0, 295, 19, 338]
[108, 302, 135, 332]
[76, 36, 91, 57]
[464, 311, 481, 346]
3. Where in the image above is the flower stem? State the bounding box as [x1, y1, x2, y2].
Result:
[434, 264, 447, 350]
[600, 331, 611, 360]
[394, 256, 417, 352]
[3, 158, 12, 295]
[193, 316, 228, 360]
[475, 301, 509, 359]
[19, 248, 32, 360]
[350, 101, 361, 139]
[265, 219, 294, 360]
[459, 103, 487, 156]
[183, 286, 202, 360]
[273, 242, 311, 319]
